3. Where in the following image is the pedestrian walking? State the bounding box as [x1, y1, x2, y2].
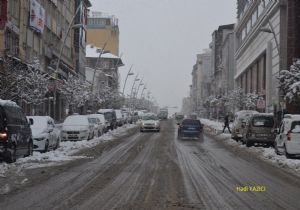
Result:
[223, 113, 231, 133]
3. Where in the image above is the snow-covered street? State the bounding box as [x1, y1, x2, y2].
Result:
[0, 124, 137, 180]
[201, 118, 300, 175]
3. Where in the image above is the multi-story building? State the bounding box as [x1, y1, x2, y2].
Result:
[0, 0, 90, 121]
[210, 24, 235, 97]
[74, 0, 91, 79]
[85, 44, 123, 109]
[87, 11, 119, 56]
[190, 50, 212, 116]
[235, 0, 300, 114]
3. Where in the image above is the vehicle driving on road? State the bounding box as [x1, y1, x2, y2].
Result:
[177, 118, 203, 139]
[140, 113, 160, 132]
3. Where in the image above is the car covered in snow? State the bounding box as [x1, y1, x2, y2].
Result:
[275, 114, 300, 158]
[88, 114, 107, 136]
[231, 110, 258, 141]
[0, 100, 33, 163]
[241, 113, 276, 147]
[61, 115, 94, 141]
[27, 116, 60, 152]
[177, 118, 203, 139]
[140, 113, 160, 132]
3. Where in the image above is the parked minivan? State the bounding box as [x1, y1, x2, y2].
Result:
[275, 114, 300, 158]
[241, 113, 276, 147]
[97, 109, 117, 130]
[0, 100, 33, 163]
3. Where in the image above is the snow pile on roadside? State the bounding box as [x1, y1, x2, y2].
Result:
[201, 118, 300, 173]
[0, 124, 137, 172]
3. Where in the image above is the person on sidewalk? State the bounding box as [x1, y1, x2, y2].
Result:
[223, 113, 231, 133]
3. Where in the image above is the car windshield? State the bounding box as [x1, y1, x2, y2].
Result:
[104, 112, 113, 121]
[28, 117, 48, 130]
[64, 116, 88, 126]
[182, 119, 201, 126]
[252, 117, 274, 127]
[142, 115, 158, 120]
[291, 121, 300, 133]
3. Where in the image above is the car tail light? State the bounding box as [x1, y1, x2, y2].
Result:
[0, 131, 8, 141]
[287, 130, 291, 141]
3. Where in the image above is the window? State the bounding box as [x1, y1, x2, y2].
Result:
[258, 1, 264, 17]
[247, 19, 251, 34]
[252, 9, 258, 26]
[242, 27, 246, 40]
[252, 117, 274, 127]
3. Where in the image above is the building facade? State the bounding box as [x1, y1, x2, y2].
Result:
[234, 0, 300, 114]
[0, 0, 89, 121]
[210, 24, 235, 98]
[87, 11, 119, 56]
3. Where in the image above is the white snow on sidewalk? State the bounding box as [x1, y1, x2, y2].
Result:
[201, 118, 300, 173]
[0, 124, 137, 176]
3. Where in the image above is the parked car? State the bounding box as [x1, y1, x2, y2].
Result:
[275, 114, 300, 158]
[231, 110, 258, 141]
[87, 116, 102, 137]
[0, 100, 33, 163]
[27, 116, 60, 152]
[115, 109, 125, 126]
[97, 109, 117, 130]
[140, 113, 160, 132]
[241, 113, 276, 147]
[61, 115, 94, 141]
[122, 111, 132, 124]
[88, 114, 107, 136]
[177, 118, 203, 139]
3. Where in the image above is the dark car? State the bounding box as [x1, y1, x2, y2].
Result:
[97, 109, 117, 130]
[177, 119, 203, 139]
[0, 100, 33, 163]
[241, 113, 276, 147]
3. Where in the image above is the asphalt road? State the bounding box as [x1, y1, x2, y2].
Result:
[1, 120, 300, 210]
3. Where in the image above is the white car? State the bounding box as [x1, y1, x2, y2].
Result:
[61, 115, 94, 141]
[231, 110, 258, 141]
[89, 114, 107, 136]
[28, 116, 60, 152]
[275, 114, 300, 158]
[140, 113, 160, 132]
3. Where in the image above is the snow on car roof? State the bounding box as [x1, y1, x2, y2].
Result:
[98, 109, 114, 113]
[0, 99, 19, 107]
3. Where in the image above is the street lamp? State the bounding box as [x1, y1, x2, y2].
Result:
[140, 85, 147, 98]
[122, 64, 134, 96]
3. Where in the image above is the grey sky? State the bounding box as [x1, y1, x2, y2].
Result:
[89, 0, 236, 110]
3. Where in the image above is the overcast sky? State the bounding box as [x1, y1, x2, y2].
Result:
[89, 0, 236, 111]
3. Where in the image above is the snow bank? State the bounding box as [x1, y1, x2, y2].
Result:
[201, 118, 300, 173]
[0, 124, 137, 176]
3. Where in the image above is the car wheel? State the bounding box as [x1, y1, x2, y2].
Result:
[284, 145, 293, 159]
[274, 142, 281, 155]
[5, 144, 16, 163]
[25, 140, 33, 157]
[43, 140, 49, 153]
[54, 138, 60, 150]
[246, 138, 252, 147]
